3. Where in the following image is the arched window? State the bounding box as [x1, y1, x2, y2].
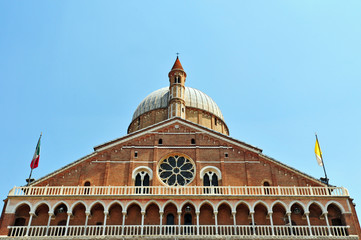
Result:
[200, 166, 221, 194]
[203, 171, 219, 194]
[203, 171, 219, 186]
[135, 171, 150, 194]
[135, 171, 150, 187]
[203, 174, 210, 187]
[191, 138, 196, 145]
[211, 174, 218, 186]
[158, 139, 163, 145]
[175, 76, 181, 84]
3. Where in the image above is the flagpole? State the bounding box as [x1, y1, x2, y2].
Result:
[27, 132, 42, 186]
[27, 168, 33, 187]
[315, 133, 329, 186]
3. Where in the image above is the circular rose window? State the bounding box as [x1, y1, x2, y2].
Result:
[158, 155, 195, 186]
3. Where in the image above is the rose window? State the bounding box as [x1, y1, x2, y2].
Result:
[158, 155, 195, 186]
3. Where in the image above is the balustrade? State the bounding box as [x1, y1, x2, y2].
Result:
[9, 185, 348, 197]
[8, 225, 352, 238]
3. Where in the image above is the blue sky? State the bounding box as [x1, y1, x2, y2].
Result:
[1, 1, 360, 216]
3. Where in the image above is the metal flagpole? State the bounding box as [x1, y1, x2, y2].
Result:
[315, 134, 329, 186]
[27, 133, 42, 186]
[27, 168, 33, 187]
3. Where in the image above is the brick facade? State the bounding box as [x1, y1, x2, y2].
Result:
[0, 58, 360, 239]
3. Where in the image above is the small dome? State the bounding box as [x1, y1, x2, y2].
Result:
[132, 87, 224, 121]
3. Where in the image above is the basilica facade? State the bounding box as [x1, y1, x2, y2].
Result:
[0, 57, 360, 239]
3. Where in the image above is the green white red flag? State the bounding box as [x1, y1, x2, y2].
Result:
[30, 134, 41, 169]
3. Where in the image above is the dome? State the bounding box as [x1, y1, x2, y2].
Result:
[132, 87, 224, 121]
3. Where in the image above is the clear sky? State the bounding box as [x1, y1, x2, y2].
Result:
[1, 1, 360, 216]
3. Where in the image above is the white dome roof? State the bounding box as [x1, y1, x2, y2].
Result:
[132, 87, 224, 121]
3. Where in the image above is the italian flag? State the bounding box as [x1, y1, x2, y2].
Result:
[30, 134, 42, 169]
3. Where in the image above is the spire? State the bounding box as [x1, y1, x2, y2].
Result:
[169, 56, 186, 77]
[171, 56, 184, 71]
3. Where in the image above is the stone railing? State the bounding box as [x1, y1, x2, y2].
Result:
[8, 185, 349, 197]
[7, 225, 354, 239]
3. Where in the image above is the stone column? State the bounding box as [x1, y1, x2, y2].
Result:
[324, 212, 332, 236]
[103, 211, 108, 235]
[305, 212, 312, 236]
[269, 211, 274, 235]
[232, 211, 237, 235]
[64, 212, 72, 236]
[177, 211, 182, 234]
[25, 212, 35, 236]
[45, 212, 53, 236]
[159, 211, 163, 235]
[287, 212, 293, 236]
[214, 211, 218, 235]
[121, 211, 126, 236]
[84, 211, 90, 235]
[250, 211, 255, 235]
[196, 211, 200, 235]
[141, 211, 145, 235]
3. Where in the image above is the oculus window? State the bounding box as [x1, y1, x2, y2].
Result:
[158, 154, 195, 186]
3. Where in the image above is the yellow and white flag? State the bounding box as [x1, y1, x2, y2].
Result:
[315, 137, 323, 166]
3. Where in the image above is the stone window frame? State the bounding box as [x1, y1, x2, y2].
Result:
[132, 166, 153, 185]
[157, 153, 196, 187]
[200, 166, 222, 186]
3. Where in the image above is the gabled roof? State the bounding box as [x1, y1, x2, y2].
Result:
[30, 117, 326, 187]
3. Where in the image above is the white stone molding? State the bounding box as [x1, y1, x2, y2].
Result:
[251, 200, 270, 212]
[200, 166, 222, 180]
[270, 200, 288, 212]
[233, 200, 252, 213]
[325, 200, 346, 214]
[288, 200, 307, 213]
[51, 201, 70, 214]
[144, 200, 162, 212]
[70, 200, 88, 212]
[198, 200, 216, 213]
[132, 166, 153, 180]
[87, 200, 107, 213]
[160, 200, 179, 212]
[179, 200, 197, 212]
[32, 201, 51, 213]
[306, 200, 326, 213]
[106, 200, 125, 212]
[124, 200, 144, 212]
[215, 200, 233, 211]
[7, 200, 32, 214]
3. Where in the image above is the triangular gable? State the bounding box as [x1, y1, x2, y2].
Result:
[30, 117, 325, 186]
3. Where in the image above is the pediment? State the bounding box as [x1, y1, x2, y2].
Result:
[30, 117, 325, 187]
